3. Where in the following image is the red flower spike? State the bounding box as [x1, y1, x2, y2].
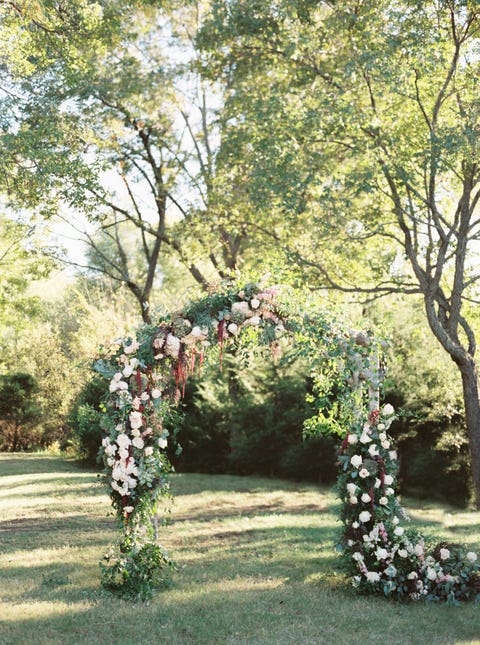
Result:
[136, 369, 142, 394]
[217, 320, 226, 371]
[339, 434, 349, 455]
[368, 409, 380, 426]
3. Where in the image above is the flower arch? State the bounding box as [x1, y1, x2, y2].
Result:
[94, 280, 479, 602]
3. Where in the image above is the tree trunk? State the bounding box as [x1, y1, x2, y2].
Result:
[458, 356, 480, 509]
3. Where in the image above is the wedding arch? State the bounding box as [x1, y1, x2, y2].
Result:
[94, 280, 479, 602]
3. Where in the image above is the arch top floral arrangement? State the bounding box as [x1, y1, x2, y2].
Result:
[93, 279, 480, 602]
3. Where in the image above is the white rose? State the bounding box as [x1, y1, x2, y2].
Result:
[359, 511, 371, 523]
[349, 496, 358, 504]
[359, 468, 370, 478]
[426, 567, 437, 581]
[102, 437, 110, 447]
[382, 404, 395, 416]
[376, 548, 388, 560]
[352, 552, 363, 562]
[131, 428, 141, 437]
[360, 433, 372, 444]
[105, 444, 117, 456]
[244, 315, 262, 326]
[439, 548, 450, 561]
[414, 544, 424, 556]
[398, 549, 408, 558]
[392, 516, 400, 525]
[123, 505, 134, 513]
[124, 340, 139, 354]
[140, 391, 150, 401]
[378, 423, 385, 431]
[350, 455, 363, 468]
[118, 448, 129, 460]
[368, 444, 379, 457]
[165, 334, 181, 358]
[389, 450, 397, 461]
[116, 433, 131, 449]
[394, 526, 404, 536]
[407, 571, 418, 580]
[132, 436, 144, 450]
[361, 493, 371, 503]
[381, 440, 391, 450]
[144, 446, 154, 457]
[106, 457, 114, 467]
[250, 297, 260, 309]
[347, 434, 358, 445]
[352, 521, 360, 529]
[384, 474, 394, 486]
[379, 496, 388, 506]
[365, 571, 380, 583]
[227, 322, 239, 335]
[151, 388, 162, 399]
[122, 364, 134, 378]
[467, 551, 478, 563]
[129, 411, 143, 430]
[346, 483, 357, 495]
[374, 478, 381, 489]
[386, 487, 395, 496]
[158, 437, 168, 449]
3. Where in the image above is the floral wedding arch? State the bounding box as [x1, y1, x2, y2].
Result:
[94, 280, 480, 602]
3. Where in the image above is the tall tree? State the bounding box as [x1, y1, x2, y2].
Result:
[0, 1, 251, 322]
[200, 0, 480, 506]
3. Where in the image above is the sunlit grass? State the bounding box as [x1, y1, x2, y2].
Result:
[1, 454, 480, 645]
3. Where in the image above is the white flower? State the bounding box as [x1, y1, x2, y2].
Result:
[414, 544, 424, 557]
[346, 483, 357, 495]
[361, 493, 371, 503]
[123, 364, 134, 378]
[350, 496, 358, 504]
[439, 548, 450, 561]
[131, 428, 141, 437]
[379, 496, 388, 506]
[140, 391, 150, 401]
[124, 339, 139, 355]
[227, 322, 239, 335]
[350, 454, 363, 468]
[144, 446, 154, 457]
[352, 551, 363, 562]
[381, 440, 391, 450]
[398, 549, 408, 558]
[113, 372, 123, 382]
[360, 433, 372, 444]
[407, 571, 418, 580]
[107, 457, 114, 467]
[116, 433, 131, 449]
[374, 478, 381, 489]
[132, 436, 144, 450]
[386, 487, 395, 496]
[359, 468, 370, 478]
[129, 410, 143, 430]
[165, 334, 181, 358]
[123, 505, 134, 513]
[467, 551, 478, 563]
[347, 434, 358, 445]
[384, 474, 394, 486]
[244, 315, 262, 326]
[376, 548, 388, 560]
[151, 388, 161, 400]
[250, 297, 260, 309]
[118, 448, 129, 460]
[368, 444, 379, 457]
[382, 404, 395, 416]
[105, 444, 117, 456]
[132, 396, 141, 410]
[392, 516, 400, 525]
[352, 521, 360, 529]
[378, 423, 385, 431]
[426, 567, 437, 581]
[158, 437, 168, 449]
[389, 450, 397, 461]
[365, 571, 380, 583]
[394, 526, 404, 536]
[102, 437, 110, 447]
[359, 511, 371, 523]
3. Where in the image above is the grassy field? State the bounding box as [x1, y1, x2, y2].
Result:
[1, 454, 480, 645]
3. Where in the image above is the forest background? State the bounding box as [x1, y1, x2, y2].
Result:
[0, 0, 478, 507]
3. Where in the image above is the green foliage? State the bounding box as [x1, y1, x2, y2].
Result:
[0, 372, 42, 451]
[101, 534, 176, 601]
[68, 376, 107, 463]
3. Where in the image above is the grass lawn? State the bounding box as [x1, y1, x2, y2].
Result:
[0, 453, 479, 645]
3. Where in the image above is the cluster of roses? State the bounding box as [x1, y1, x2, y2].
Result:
[99, 337, 170, 522]
[339, 405, 480, 603]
